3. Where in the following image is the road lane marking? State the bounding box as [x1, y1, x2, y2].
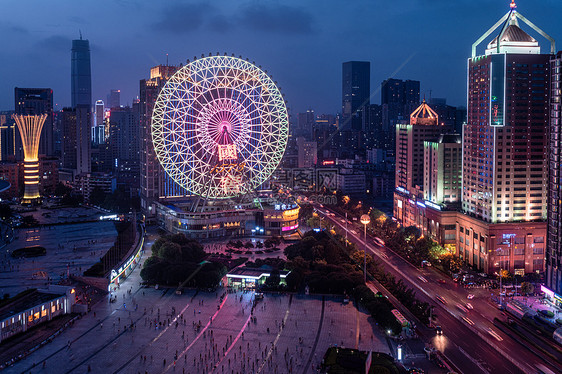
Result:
[458, 346, 491, 374]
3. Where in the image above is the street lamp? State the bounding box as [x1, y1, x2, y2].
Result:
[360, 214, 371, 283]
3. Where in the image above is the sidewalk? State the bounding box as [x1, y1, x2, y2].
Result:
[513, 295, 562, 321]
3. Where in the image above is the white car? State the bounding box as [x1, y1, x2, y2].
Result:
[350, 230, 357, 235]
[466, 303, 473, 310]
[467, 294, 475, 300]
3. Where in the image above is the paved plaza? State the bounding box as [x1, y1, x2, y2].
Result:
[7, 240, 395, 374]
[0, 220, 117, 297]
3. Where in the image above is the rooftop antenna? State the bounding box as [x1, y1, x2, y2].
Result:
[79, 29, 83, 40]
[166, 53, 169, 66]
[472, 0, 555, 58]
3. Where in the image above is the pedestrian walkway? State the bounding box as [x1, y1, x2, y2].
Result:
[6, 232, 441, 374]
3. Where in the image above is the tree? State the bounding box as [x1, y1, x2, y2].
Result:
[265, 269, 281, 287]
[89, 187, 107, 206]
[0, 203, 12, 220]
[21, 215, 38, 228]
[307, 216, 321, 229]
[55, 182, 72, 197]
[158, 242, 182, 262]
[499, 269, 511, 280]
[520, 281, 534, 296]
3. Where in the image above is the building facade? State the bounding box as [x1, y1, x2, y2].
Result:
[423, 134, 462, 205]
[395, 101, 446, 195]
[139, 65, 179, 219]
[0, 286, 76, 344]
[14, 88, 54, 157]
[463, 15, 550, 223]
[546, 52, 562, 295]
[394, 4, 552, 275]
[156, 198, 299, 239]
[71, 38, 91, 109]
[342, 61, 370, 131]
[296, 137, 317, 168]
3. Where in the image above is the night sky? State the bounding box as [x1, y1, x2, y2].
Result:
[2, 0, 561, 115]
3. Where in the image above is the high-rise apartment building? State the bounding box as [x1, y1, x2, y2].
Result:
[546, 52, 562, 296]
[61, 106, 91, 176]
[296, 137, 317, 168]
[140, 65, 179, 218]
[94, 100, 104, 127]
[93, 100, 105, 145]
[395, 100, 445, 194]
[14, 88, 54, 157]
[423, 134, 462, 205]
[342, 61, 370, 131]
[71, 38, 91, 109]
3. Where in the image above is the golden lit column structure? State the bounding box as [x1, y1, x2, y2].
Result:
[12, 114, 47, 203]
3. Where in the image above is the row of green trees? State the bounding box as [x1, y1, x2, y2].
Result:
[283, 230, 430, 329]
[140, 233, 226, 289]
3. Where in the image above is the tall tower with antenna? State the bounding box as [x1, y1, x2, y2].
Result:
[12, 114, 47, 203]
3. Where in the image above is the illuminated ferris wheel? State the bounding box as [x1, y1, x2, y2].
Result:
[151, 55, 289, 200]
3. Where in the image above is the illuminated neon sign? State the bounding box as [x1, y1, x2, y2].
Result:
[489, 54, 505, 127]
[218, 144, 237, 161]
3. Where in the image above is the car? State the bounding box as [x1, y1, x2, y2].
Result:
[466, 303, 473, 310]
[350, 230, 357, 235]
[462, 317, 475, 326]
[374, 237, 385, 246]
[456, 303, 468, 313]
[421, 260, 432, 267]
[436, 295, 447, 304]
[467, 294, 475, 300]
[418, 276, 428, 283]
[408, 369, 425, 374]
[437, 279, 447, 284]
[435, 326, 443, 335]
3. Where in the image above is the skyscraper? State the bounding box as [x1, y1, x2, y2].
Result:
[463, 8, 552, 223]
[14, 88, 54, 157]
[71, 37, 92, 109]
[381, 78, 420, 152]
[423, 134, 462, 205]
[381, 79, 420, 124]
[395, 100, 445, 194]
[93, 100, 105, 144]
[547, 52, 562, 296]
[107, 89, 120, 109]
[61, 106, 91, 176]
[140, 65, 179, 218]
[455, 2, 552, 274]
[342, 61, 370, 131]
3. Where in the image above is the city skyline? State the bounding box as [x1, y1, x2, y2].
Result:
[1, 0, 562, 115]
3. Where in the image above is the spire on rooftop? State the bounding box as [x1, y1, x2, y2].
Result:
[410, 99, 439, 125]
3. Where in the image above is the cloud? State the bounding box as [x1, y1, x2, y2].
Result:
[150, 2, 313, 36]
[206, 13, 234, 34]
[238, 3, 314, 34]
[0, 24, 28, 35]
[36, 35, 72, 53]
[152, 3, 216, 34]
